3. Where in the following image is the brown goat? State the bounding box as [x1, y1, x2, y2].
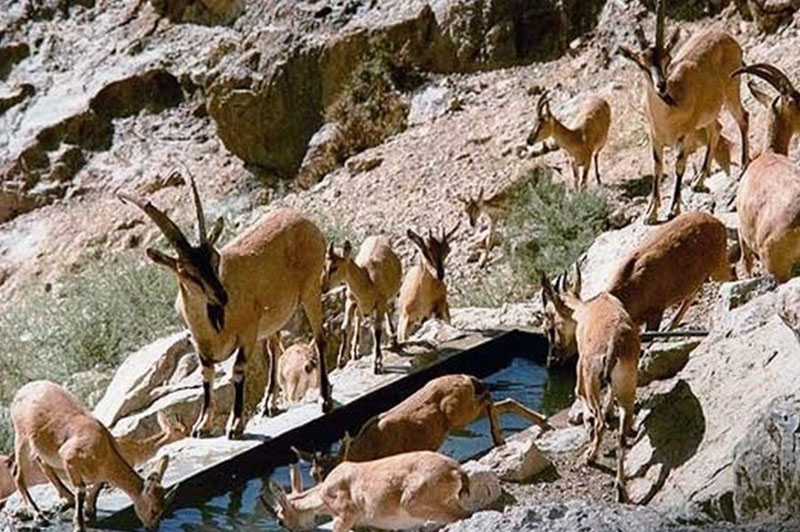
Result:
[294, 374, 551, 483]
[619, 0, 749, 223]
[279, 341, 320, 404]
[527, 93, 611, 190]
[544, 212, 731, 365]
[541, 274, 639, 502]
[397, 225, 459, 341]
[733, 64, 800, 282]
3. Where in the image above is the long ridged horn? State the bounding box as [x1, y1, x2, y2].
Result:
[179, 162, 207, 245]
[117, 191, 193, 257]
[733, 63, 797, 97]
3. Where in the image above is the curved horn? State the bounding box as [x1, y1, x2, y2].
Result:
[536, 91, 549, 113]
[655, 0, 666, 55]
[445, 220, 461, 241]
[180, 163, 207, 245]
[117, 192, 193, 257]
[733, 63, 796, 96]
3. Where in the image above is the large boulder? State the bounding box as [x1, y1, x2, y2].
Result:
[631, 279, 800, 521]
[637, 340, 700, 386]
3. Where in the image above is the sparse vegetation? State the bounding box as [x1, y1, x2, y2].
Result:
[505, 167, 609, 286]
[326, 39, 411, 162]
[0, 407, 11, 457]
[0, 257, 180, 452]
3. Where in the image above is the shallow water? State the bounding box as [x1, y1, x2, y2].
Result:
[156, 356, 574, 532]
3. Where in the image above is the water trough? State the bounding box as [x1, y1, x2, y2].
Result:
[94, 329, 563, 531]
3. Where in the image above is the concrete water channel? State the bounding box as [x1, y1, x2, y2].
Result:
[83, 329, 573, 531]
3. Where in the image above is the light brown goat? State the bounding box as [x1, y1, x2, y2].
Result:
[397, 225, 459, 342]
[10, 381, 175, 532]
[541, 274, 639, 502]
[279, 341, 320, 404]
[294, 374, 551, 483]
[619, 0, 749, 224]
[264, 451, 472, 532]
[0, 410, 186, 516]
[526, 94, 611, 190]
[733, 64, 800, 282]
[119, 170, 330, 437]
[324, 236, 402, 374]
[544, 212, 731, 365]
[684, 120, 733, 176]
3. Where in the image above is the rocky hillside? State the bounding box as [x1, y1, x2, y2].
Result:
[2, 0, 800, 529]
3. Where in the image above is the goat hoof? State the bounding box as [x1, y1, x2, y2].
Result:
[191, 425, 210, 439]
[643, 210, 659, 226]
[319, 395, 334, 414]
[373, 363, 383, 375]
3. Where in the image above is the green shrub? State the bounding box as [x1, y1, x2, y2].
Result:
[0, 257, 181, 427]
[326, 39, 410, 161]
[505, 167, 609, 289]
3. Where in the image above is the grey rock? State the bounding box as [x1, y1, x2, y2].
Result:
[478, 437, 551, 482]
[536, 426, 587, 454]
[459, 461, 503, 512]
[713, 277, 778, 328]
[638, 340, 700, 386]
[408, 84, 455, 125]
[733, 395, 800, 522]
[451, 302, 542, 332]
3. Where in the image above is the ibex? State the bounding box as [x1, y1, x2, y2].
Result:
[324, 236, 402, 374]
[544, 212, 731, 365]
[293, 374, 552, 483]
[9, 381, 175, 531]
[1, 411, 186, 516]
[541, 273, 639, 502]
[733, 63, 800, 282]
[118, 171, 331, 436]
[684, 120, 733, 176]
[458, 186, 511, 267]
[618, 0, 749, 224]
[526, 93, 611, 190]
[263, 451, 472, 531]
[279, 341, 320, 404]
[397, 225, 459, 342]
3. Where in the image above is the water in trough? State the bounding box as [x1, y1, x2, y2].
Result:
[156, 356, 574, 532]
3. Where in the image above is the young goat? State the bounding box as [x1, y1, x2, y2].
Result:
[526, 93, 611, 190]
[279, 341, 320, 404]
[263, 451, 472, 532]
[544, 212, 731, 365]
[294, 374, 551, 483]
[684, 120, 733, 177]
[541, 274, 639, 503]
[324, 236, 402, 373]
[0, 411, 186, 516]
[733, 64, 800, 282]
[458, 186, 511, 267]
[119, 170, 331, 437]
[618, 0, 749, 223]
[397, 225, 459, 342]
[10, 381, 175, 531]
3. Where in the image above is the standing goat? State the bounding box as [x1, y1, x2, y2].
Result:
[1, 411, 186, 516]
[618, 0, 749, 224]
[324, 236, 402, 374]
[526, 93, 611, 190]
[541, 274, 639, 502]
[263, 451, 472, 532]
[118, 171, 331, 438]
[397, 225, 459, 342]
[733, 64, 800, 281]
[684, 120, 734, 176]
[544, 212, 731, 365]
[458, 186, 511, 267]
[10, 381, 175, 532]
[294, 374, 552, 482]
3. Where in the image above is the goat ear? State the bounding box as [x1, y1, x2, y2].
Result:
[146, 248, 178, 272]
[407, 229, 426, 251]
[539, 272, 568, 315]
[342, 240, 352, 258]
[747, 80, 775, 108]
[617, 46, 647, 72]
[664, 28, 681, 55]
[339, 432, 352, 462]
[570, 261, 582, 297]
[207, 216, 224, 246]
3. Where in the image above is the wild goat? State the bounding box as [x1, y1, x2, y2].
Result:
[544, 212, 731, 365]
[10, 381, 175, 531]
[0, 411, 186, 516]
[541, 273, 639, 502]
[324, 236, 402, 374]
[293, 374, 552, 482]
[618, 0, 749, 224]
[684, 120, 733, 176]
[458, 186, 511, 267]
[263, 451, 472, 531]
[279, 341, 320, 404]
[118, 171, 331, 436]
[526, 93, 611, 190]
[733, 63, 800, 282]
[398, 225, 459, 342]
